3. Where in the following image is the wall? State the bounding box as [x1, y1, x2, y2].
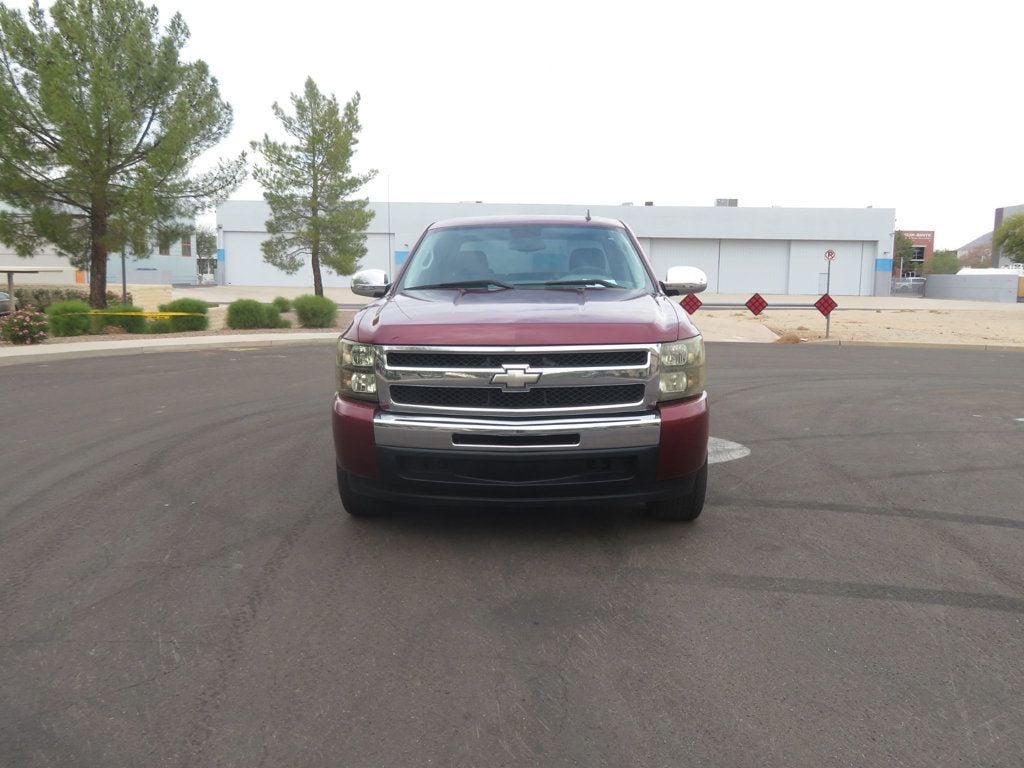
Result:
[222, 231, 390, 288]
[924, 274, 1019, 303]
[0, 246, 80, 285]
[106, 232, 199, 286]
[2, 232, 197, 286]
[218, 201, 896, 294]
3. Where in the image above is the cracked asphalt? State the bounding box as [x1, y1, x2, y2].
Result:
[1, 343, 1023, 767]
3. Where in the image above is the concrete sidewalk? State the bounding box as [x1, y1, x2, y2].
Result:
[0, 332, 339, 366]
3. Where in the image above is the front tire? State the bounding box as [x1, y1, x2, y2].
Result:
[647, 461, 707, 522]
[336, 467, 386, 517]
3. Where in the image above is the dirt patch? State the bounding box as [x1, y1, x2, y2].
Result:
[757, 307, 1024, 346]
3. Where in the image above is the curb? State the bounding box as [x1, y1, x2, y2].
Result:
[803, 339, 1024, 352]
[0, 333, 339, 366]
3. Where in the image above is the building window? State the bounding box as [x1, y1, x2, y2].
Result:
[181, 237, 192, 257]
[158, 239, 170, 256]
[911, 247, 925, 262]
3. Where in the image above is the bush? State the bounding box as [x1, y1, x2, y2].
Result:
[46, 300, 92, 336]
[293, 294, 337, 328]
[260, 304, 282, 328]
[88, 303, 145, 334]
[147, 319, 173, 334]
[103, 304, 146, 333]
[14, 286, 131, 310]
[271, 296, 292, 313]
[227, 299, 288, 329]
[227, 299, 265, 329]
[1, 309, 49, 344]
[156, 298, 208, 331]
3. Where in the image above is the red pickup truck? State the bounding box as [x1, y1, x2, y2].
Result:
[332, 215, 709, 520]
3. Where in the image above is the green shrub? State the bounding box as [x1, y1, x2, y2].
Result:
[14, 286, 131, 310]
[46, 300, 92, 336]
[262, 304, 283, 328]
[104, 305, 146, 333]
[227, 299, 265, 329]
[1, 309, 49, 344]
[227, 299, 286, 329]
[271, 296, 292, 313]
[293, 294, 337, 328]
[147, 319, 173, 334]
[277, 317, 292, 328]
[157, 298, 208, 331]
[88, 303, 144, 334]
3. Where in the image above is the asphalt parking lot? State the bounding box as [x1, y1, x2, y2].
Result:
[2, 344, 1023, 767]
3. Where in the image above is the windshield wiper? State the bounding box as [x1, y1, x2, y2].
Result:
[404, 280, 515, 291]
[532, 279, 625, 289]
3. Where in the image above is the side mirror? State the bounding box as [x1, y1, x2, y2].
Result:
[351, 269, 390, 298]
[664, 266, 708, 296]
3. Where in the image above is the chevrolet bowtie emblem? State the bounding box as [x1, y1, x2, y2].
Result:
[491, 365, 542, 390]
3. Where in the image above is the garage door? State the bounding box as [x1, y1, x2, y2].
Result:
[719, 240, 788, 294]
[649, 239, 720, 291]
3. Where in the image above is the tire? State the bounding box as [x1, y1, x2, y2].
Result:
[336, 467, 386, 517]
[647, 461, 707, 522]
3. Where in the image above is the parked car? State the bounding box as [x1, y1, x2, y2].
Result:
[892, 277, 926, 294]
[0, 291, 20, 314]
[332, 215, 710, 520]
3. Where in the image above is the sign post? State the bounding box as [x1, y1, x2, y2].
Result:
[824, 249, 836, 338]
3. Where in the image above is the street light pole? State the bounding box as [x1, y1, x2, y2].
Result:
[120, 246, 127, 304]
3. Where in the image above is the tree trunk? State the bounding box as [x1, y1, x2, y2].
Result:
[311, 182, 322, 296]
[311, 238, 323, 297]
[311, 253, 323, 299]
[89, 210, 109, 309]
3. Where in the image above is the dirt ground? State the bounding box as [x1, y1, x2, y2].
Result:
[700, 306, 1024, 347]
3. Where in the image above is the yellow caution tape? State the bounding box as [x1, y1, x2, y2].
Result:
[74, 311, 206, 318]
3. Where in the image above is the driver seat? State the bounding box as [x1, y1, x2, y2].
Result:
[569, 247, 608, 274]
[445, 249, 492, 282]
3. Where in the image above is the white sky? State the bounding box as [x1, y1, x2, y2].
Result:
[16, 0, 1024, 248]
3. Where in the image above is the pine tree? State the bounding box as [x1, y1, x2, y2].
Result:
[251, 78, 377, 296]
[994, 214, 1024, 265]
[0, 0, 245, 307]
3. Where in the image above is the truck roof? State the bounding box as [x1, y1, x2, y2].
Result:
[428, 214, 625, 230]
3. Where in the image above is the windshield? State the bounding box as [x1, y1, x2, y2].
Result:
[396, 225, 654, 291]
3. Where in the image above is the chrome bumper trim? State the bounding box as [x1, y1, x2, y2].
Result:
[373, 412, 661, 452]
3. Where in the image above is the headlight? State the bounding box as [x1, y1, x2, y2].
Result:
[337, 339, 379, 402]
[657, 336, 705, 401]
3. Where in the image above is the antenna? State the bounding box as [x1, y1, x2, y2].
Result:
[585, 209, 591, 222]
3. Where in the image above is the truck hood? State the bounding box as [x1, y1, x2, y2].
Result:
[350, 288, 699, 345]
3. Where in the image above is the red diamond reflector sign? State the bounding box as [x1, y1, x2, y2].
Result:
[815, 294, 837, 316]
[681, 293, 702, 314]
[745, 293, 768, 316]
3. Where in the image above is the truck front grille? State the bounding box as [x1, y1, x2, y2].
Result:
[379, 344, 658, 416]
[389, 384, 645, 410]
[386, 350, 648, 369]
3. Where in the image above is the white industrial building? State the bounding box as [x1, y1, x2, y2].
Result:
[217, 201, 897, 296]
[0, 232, 199, 286]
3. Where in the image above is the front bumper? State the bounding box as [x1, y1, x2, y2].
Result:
[331, 393, 708, 505]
